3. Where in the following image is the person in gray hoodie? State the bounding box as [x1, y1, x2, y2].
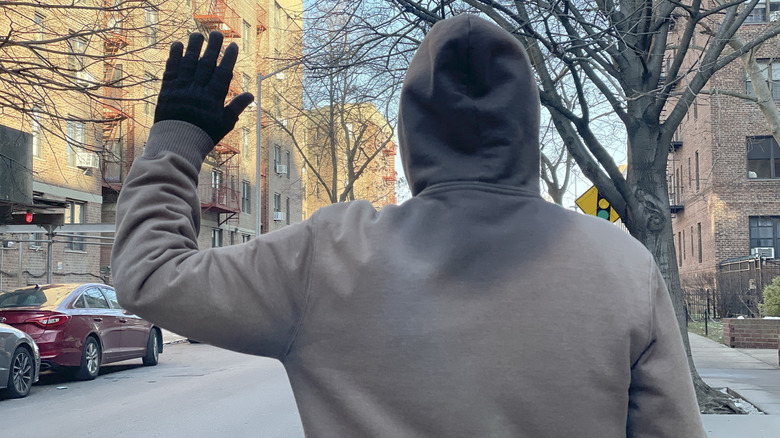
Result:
[113, 14, 706, 438]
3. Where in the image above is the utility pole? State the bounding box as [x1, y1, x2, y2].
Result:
[255, 61, 303, 237]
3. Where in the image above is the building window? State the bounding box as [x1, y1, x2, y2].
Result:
[274, 193, 281, 212]
[746, 0, 780, 23]
[243, 20, 251, 53]
[695, 151, 700, 191]
[286, 150, 290, 179]
[144, 73, 155, 115]
[66, 120, 85, 166]
[687, 157, 692, 189]
[242, 73, 251, 93]
[67, 36, 87, 82]
[274, 144, 282, 169]
[241, 128, 249, 155]
[746, 59, 780, 100]
[747, 136, 780, 179]
[682, 229, 686, 260]
[65, 200, 85, 251]
[145, 6, 159, 45]
[286, 197, 290, 225]
[230, 231, 236, 246]
[697, 223, 703, 264]
[31, 108, 42, 157]
[749, 217, 780, 258]
[211, 228, 223, 248]
[678, 232, 682, 267]
[690, 226, 694, 260]
[241, 180, 251, 213]
[34, 13, 45, 41]
[242, 233, 251, 243]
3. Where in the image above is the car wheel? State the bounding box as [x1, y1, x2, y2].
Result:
[142, 329, 160, 366]
[75, 337, 101, 381]
[0, 347, 34, 398]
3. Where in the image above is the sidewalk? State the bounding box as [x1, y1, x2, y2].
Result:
[691, 332, 780, 437]
[161, 328, 188, 344]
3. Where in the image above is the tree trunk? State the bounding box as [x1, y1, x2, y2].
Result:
[627, 129, 744, 414]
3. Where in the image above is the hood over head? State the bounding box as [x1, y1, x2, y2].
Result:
[398, 15, 541, 196]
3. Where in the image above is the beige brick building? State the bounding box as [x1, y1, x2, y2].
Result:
[0, 1, 303, 289]
[669, 13, 780, 304]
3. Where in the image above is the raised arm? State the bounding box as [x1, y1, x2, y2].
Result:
[112, 32, 313, 359]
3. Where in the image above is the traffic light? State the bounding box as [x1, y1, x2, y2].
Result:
[8, 212, 64, 226]
[596, 192, 611, 220]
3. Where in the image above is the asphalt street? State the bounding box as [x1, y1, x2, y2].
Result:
[0, 342, 305, 437]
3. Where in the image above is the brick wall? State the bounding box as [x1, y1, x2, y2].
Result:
[723, 318, 780, 349]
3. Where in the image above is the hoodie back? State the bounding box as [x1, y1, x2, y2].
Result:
[113, 14, 706, 438]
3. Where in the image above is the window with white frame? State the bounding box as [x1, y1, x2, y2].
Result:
[34, 13, 45, 41]
[31, 108, 42, 157]
[286, 197, 290, 225]
[242, 233, 251, 243]
[746, 59, 780, 100]
[243, 20, 251, 53]
[747, 136, 780, 179]
[242, 128, 249, 155]
[65, 200, 85, 251]
[211, 228, 223, 248]
[274, 144, 282, 167]
[67, 36, 87, 82]
[145, 6, 159, 45]
[750, 216, 780, 257]
[144, 73, 155, 115]
[274, 193, 281, 213]
[241, 180, 251, 213]
[66, 120, 85, 166]
[286, 150, 290, 179]
[746, 0, 780, 23]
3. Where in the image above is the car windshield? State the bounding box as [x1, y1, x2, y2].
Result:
[0, 285, 74, 308]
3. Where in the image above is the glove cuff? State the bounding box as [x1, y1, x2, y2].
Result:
[142, 120, 215, 170]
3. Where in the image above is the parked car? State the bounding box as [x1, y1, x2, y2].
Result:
[0, 322, 40, 398]
[0, 284, 161, 380]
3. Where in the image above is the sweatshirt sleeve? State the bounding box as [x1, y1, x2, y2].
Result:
[626, 263, 706, 437]
[111, 121, 315, 359]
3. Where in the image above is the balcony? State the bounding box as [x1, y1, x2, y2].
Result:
[199, 184, 240, 215]
[192, 0, 241, 38]
[669, 191, 684, 213]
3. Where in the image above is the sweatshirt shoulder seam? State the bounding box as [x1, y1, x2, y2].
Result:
[281, 211, 319, 361]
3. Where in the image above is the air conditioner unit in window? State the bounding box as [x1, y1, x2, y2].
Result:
[751, 247, 775, 259]
[275, 164, 288, 175]
[276, 72, 285, 80]
[273, 211, 286, 221]
[771, 11, 780, 22]
[76, 150, 99, 169]
[281, 119, 288, 128]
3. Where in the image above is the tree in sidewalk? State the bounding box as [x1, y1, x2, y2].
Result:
[0, 1, 190, 179]
[326, 0, 780, 412]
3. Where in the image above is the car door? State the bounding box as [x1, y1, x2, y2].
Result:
[101, 286, 149, 357]
[79, 287, 123, 362]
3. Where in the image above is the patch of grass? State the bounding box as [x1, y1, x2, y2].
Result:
[687, 319, 724, 344]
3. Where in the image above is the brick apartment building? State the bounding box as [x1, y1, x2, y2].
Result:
[669, 7, 780, 305]
[0, 1, 303, 289]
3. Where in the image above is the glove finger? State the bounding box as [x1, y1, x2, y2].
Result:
[226, 92, 255, 118]
[160, 41, 183, 87]
[194, 31, 223, 87]
[208, 64, 234, 100]
[217, 42, 239, 74]
[178, 33, 205, 83]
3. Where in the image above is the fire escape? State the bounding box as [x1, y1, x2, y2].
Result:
[193, 1, 244, 225]
[382, 143, 396, 205]
[101, 2, 133, 191]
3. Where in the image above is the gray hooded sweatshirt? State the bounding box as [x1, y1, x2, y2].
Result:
[113, 14, 706, 438]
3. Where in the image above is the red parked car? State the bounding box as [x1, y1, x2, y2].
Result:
[0, 283, 161, 380]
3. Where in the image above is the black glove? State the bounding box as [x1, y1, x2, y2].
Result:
[154, 31, 254, 146]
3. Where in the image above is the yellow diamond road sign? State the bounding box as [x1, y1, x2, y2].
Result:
[576, 185, 620, 222]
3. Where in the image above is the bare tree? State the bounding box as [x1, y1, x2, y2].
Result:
[305, 0, 780, 412]
[267, 0, 401, 209]
[0, 0, 191, 181]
